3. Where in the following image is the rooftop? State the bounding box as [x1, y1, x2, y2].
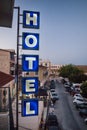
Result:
[0, 71, 14, 87]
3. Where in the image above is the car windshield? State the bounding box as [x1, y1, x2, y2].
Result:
[51, 90, 55, 92]
[52, 93, 57, 96]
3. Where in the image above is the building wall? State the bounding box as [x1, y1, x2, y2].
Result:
[50, 64, 63, 76]
[39, 59, 64, 77]
[0, 79, 16, 111]
[38, 66, 48, 83]
[0, 50, 10, 74]
[0, 49, 15, 75]
[39, 59, 51, 78]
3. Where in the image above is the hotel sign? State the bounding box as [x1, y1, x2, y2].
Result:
[22, 10, 40, 116]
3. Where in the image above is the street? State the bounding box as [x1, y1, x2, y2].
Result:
[53, 81, 87, 130]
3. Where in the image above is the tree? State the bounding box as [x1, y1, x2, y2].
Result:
[59, 64, 87, 83]
[80, 81, 87, 97]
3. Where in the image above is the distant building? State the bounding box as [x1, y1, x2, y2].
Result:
[39, 59, 63, 78]
[38, 65, 48, 86]
[50, 64, 63, 77]
[39, 59, 51, 77]
[0, 49, 16, 76]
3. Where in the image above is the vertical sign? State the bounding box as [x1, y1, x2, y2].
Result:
[22, 10, 40, 116]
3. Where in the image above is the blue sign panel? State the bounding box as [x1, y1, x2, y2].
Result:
[22, 32, 39, 50]
[22, 77, 38, 94]
[22, 99, 38, 116]
[23, 11, 40, 29]
[22, 55, 39, 72]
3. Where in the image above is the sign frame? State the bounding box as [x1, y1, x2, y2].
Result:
[22, 54, 39, 72]
[23, 10, 40, 29]
[22, 99, 38, 117]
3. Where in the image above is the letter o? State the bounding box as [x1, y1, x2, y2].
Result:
[25, 35, 37, 48]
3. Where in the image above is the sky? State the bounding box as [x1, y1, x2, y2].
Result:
[0, 0, 87, 65]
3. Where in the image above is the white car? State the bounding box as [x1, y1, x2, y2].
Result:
[64, 82, 70, 87]
[73, 98, 85, 105]
[50, 92, 59, 101]
[73, 94, 83, 100]
[50, 89, 55, 93]
[72, 83, 81, 92]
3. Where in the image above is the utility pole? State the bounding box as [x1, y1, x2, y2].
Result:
[14, 7, 20, 130]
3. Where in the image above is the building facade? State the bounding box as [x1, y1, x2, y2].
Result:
[0, 71, 16, 112]
[0, 49, 16, 76]
[39, 59, 51, 77]
[39, 59, 63, 78]
[50, 64, 63, 77]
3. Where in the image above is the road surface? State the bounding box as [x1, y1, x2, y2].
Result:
[53, 81, 87, 130]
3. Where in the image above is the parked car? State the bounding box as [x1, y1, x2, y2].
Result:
[73, 93, 83, 99]
[64, 82, 70, 87]
[50, 89, 56, 97]
[50, 89, 55, 93]
[75, 102, 87, 109]
[70, 88, 79, 96]
[79, 108, 87, 117]
[71, 83, 81, 92]
[50, 80, 55, 85]
[50, 92, 59, 102]
[50, 80, 55, 87]
[73, 98, 85, 105]
[45, 114, 59, 129]
[65, 86, 71, 92]
[64, 81, 71, 87]
[50, 84, 55, 89]
[84, 118, 87, 125]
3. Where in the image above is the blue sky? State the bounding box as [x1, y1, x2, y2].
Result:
[0, 0, 87, 65]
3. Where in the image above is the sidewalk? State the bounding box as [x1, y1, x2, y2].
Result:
[39, 107, 47, 130]
[0, 112, 10, 130]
